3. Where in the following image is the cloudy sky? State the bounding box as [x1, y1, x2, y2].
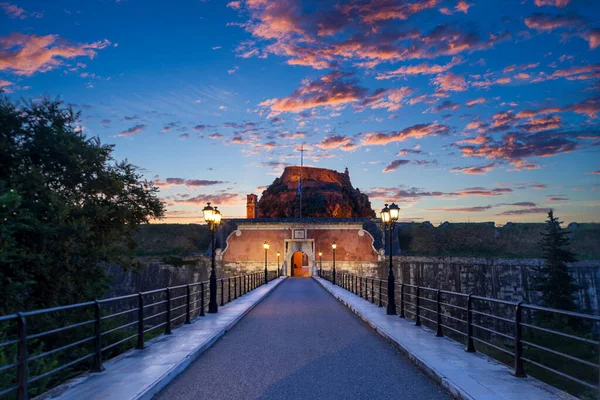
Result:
[1, 0, 599, 224]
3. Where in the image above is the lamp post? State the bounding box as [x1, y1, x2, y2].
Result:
[277, 251, 280, 278]
[381, 203, 399, 315]
[318, 252, 322, 277]
[203, 203, 222, 314]
[332, 243, 337, 285]
[263, 241, 269, 284]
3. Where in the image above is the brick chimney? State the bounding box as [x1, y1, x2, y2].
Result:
[246, 194, 258, 219]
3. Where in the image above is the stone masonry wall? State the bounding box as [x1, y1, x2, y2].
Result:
[384, 256, 599, 313]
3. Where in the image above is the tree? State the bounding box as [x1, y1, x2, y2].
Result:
[535, 210, 578, 312]
[0, 96, 165, 315]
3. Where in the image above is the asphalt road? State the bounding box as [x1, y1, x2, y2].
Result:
[155, 278, 450, 400]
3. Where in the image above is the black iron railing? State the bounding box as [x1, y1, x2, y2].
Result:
[319, 270, 600, 398]
[0, 271, 279, 400]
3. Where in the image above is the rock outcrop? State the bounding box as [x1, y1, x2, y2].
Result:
[256, 166, 375, 218]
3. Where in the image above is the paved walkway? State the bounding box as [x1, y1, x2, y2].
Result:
[314, 277, 574, 400]
[156, 278, 449, 400]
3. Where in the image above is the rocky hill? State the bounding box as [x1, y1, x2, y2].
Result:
[256, 166, 375, 218]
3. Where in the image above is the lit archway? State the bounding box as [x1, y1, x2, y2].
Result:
[291, 251, 310, 277]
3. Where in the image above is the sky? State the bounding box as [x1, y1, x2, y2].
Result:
[1, 0, 599, 225]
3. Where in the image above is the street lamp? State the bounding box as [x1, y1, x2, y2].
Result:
[263, 241, 270, 284]
[203, 203, 222, 314]
[318, 252, 323, 277]
[332, 243, 337, 285]
[277, 251, 280, 278]
[381, 203, 399, 315]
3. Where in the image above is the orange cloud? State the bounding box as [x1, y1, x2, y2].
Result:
[361, 123, 450, 146]
[583, 29, 600, 49]
[452, 163, 495, 175]
[0, 33, 110, 76]
[260, 71, 367, 116]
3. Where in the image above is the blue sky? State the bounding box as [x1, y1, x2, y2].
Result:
[1, 0, 599, 224]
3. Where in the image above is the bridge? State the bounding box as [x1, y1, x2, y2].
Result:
[0, 272, 597, 400]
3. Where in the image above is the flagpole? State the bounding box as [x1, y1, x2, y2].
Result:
[299, 145, 303, 219]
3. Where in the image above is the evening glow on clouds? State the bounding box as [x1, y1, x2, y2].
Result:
[1, 0, 599, 224]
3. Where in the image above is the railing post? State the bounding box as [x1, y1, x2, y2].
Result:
[371, 279, 375, 303]
[435, 290, 443, 337]
[379, 280, 383, 307]
[514, 301, 526, 377]
[415, 286, 421, 326]
[243, 275, 246, 295]
[185, 284, 191, 324]
[17, 313, 28, 400]
[466, 294, 475, 352]
[360, 277, 363, 298]
[165, 287, 172, 334]
[136, 293, 144, 349]
[200, 283, 206, 317]
[220, 279, 224, 306]
[235, 276, 238, 299]
[92, 300, 104, 372]
[400, 283, 405, 318]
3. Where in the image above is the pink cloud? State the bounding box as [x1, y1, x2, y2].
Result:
[344, 0, 439, 24]
[175, 193, 241, 206]
[431, 72, 467, 91]
[227, 1, 241, 9]
[382, 159, 412, 173]
[583, 29, 600, 49]
[497, 207, 551, 216]
[525, 13, 586, 31]
[534, 0, 570, 7]
[0, 33, 110, 76]
[466, 98, 486, 106]
[456, 131, 579, 169]
[117, 124, 146, 137]
[428, 205, 492, 212]
[455, 1, 472, 13]
[316, 135, 358, 151]
[376, 57, 461, 80]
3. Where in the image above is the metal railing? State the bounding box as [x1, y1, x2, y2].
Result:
[0, 271, 278, 400]
[320, 270, 600, 398]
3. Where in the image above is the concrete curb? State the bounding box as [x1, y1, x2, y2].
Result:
[137, 277, 286, 400]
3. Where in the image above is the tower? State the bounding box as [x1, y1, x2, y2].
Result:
[246, 194, 258, 219]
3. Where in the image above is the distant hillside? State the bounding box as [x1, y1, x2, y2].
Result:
[398, 222, 600, 259]
[257, 166, 375, 218]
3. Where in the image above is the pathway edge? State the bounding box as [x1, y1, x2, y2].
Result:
[312, 276, 468, 400]
[137, 277, 286, 400]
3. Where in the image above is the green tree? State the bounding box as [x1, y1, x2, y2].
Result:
[0, 96, 165, 315]
[535, 210, 578, 311]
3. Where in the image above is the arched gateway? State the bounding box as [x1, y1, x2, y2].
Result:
[217, 218, 383, 277]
